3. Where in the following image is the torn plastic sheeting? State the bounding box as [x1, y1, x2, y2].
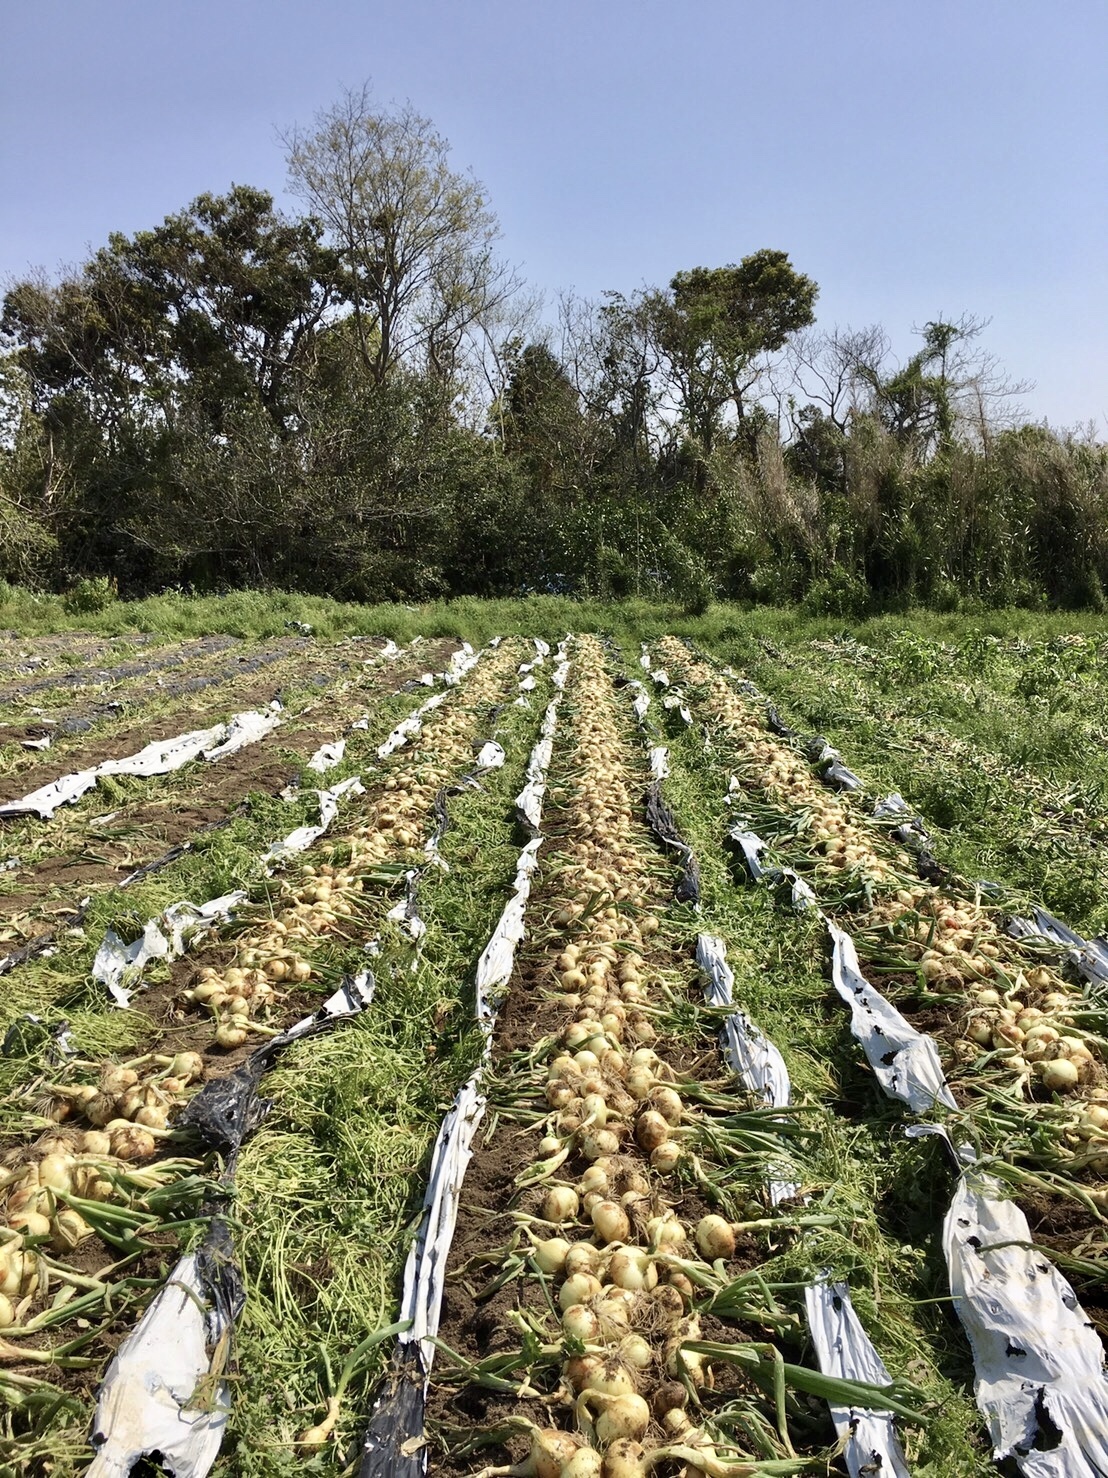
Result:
[807, 738, 863, 792]
[262, 776, 365, 868]
[1007, 908, 1108, 989]
[202, 706, 281, 761]
[474, 740, 506, 770]
[181, 971, 375, 1154]
[0, 766, 99, 818]
[307, 739, 345, 773]
[945, 1169, 1108, 1476]
[94, 892, 245, 1008]
[21, 735, 51, 750]
[360, 662, 564, 1474]
[515, 701, 563, 833]
[377, 692, 447, 759]
[729, 823, 768, 880]
[0, 712, 277, 819]
[827, 920, 956, 1114]
[804, 1276, 912, 1478]
[697, 933, 797, 1203]
[649, 745, 670, 780]
[645, 780, 701, 905]
[92, 976, 375, 1478]
[86, 1239, 240, 1478]
[661, 691, 693, 725]
[443, 641, 479, 686]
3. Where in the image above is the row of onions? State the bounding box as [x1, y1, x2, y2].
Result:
[655, 637, 1108, 1184]
[0, 637, 535, 1470]
[423, 635, 920, 1478]
[645, 640, 1108, 1452]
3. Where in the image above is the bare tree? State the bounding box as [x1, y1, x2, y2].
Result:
[284, 85, 519, 388]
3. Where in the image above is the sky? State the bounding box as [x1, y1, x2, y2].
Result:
[2, 0, 1106, 430]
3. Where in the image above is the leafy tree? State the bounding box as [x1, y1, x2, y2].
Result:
[285, 84, 518, 388]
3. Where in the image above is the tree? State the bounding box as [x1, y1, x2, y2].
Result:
[655, 250, 818, 449]
[284, 85, 518, 388]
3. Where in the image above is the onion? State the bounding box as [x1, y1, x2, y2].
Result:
[531, 1429, 579, 1478]
[651, 1142, 682, 1172]
[9, 1210, 51, 1239]
[581, 1129, 621, 1161]
[651, 1380, 687, 1419]
[634, 1111, 669, 1153]
[650, 1285, 685, 1330]
[534, 1237, 572, 1273]
[51, 1207, 92, 1250]
[583, 1357, 636, 1397]
[575, 1051, 602, 1074]
[565, 1242, 601, 1277]
[563, 1304, 601, 1342]
[592, 1201, 631, 1245]
[594, 1393, 650, 1445]
[544, 1186, 580, 1224]
[38, 1153, 74, 1193]
[561, 1447, 603, 1477]
[647, 1216, 686, 1251]
[564, 1353, 601, 1392]
[607, 1249, 656, 1292]
[597, 1439, 646, 1477]
[580, 1165, 609, 1195]
[650, 1086, 683, 1124]
[1039, 1058, 1079, 1092]
[582, 1094, 610, 1125]
[560, 1273, 603, 1311]
[697, 1217, 741, 1265]
[549, 1054, 578, 1081]
[539, 1136, 562, 1157]
[618, 1334, 652, 1371]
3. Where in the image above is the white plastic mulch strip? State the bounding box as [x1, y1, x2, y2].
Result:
[87, 972, 376, 1478]
[697, 933, 907, 1468]
[943, 1164, 1108, 1476]
[86, 1251, 231, 1478]
[827, 920, 956, 1114]
[96, 777, 365, 1006]
[359, 646, 571, 1475]
[804, 1276, 912, 1478]
[262, 775, 366, 867]
[0, 708, 282, 819]
[696, 933, 796, 1201]
[307, 739, 345, 773]
[93, 893, 245, 1009]
[1008, 906, 1108, 990]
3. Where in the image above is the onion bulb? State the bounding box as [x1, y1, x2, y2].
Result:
[651, 1141, 682, 1173]
[561, 1448, 603, 1477]
[565, 1242, 601, 1277]
[582, 1357, 636, 1398]
[1039, 1058, 1079, 1092]
[618, 1334, 652, 1370]
[694, 1211, 738, 1259]
[591, 1200, 630, 1245]
[563, 1304, 601, 1342]
[634, 1111, 669, 1153]
[593, 1393, 650, 1445]
[533, 1237, 572, 1273]
[559, 1273, 603, 1311]
[544, 1186, 580, 1224]
[528, 1428, 580, 1478]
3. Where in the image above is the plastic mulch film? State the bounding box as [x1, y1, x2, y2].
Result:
[261, 775, 366, 867]
[88, 973, 375, 1478]
[515, 640, 570, 835]
[1007, 907, 1108, 990]
[698, 933, 907, 1463]
[92, 777, 366, 1007]
[0, 708, 282, 819]
[696, 933, 797, 1202]
[804, 1275, 912, 1478]
[826, 919, 956, 1114]
[358, 650, 569, 1478]
[804, 735, 863, 792]
[943, 1165, 1108, 1476]
[307, 739, 345, 772]
[93, 893, 245, 1008]
[645, 780, 701, 905]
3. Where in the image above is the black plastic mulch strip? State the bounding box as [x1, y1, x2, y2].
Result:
[0, 898, 91, 979]
[645, 779, 701, 904]
[0, 635, 244, 705]
[358, 1345, 428, 1478]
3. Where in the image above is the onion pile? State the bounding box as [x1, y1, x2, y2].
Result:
[176, 643, 525, 1046]
[44, 1050, 203, 1153]
[658, 635, 1108, 1193]
[456, 638, 752, 1477]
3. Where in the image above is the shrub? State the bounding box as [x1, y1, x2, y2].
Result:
[63, 575, 118, 614]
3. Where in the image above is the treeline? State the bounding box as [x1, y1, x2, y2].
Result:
[2, 86, 1107, 613]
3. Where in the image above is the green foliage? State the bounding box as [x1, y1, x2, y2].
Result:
[62, 574, 117, 614]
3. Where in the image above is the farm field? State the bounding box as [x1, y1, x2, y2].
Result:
[0, 598, 1107, 1478]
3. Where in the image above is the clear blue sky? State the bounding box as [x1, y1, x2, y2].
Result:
[2, 0, 1105, 429]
